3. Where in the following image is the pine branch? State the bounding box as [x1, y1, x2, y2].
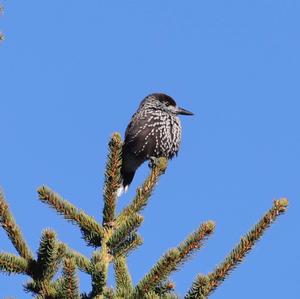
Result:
[143, 291, 179, 299]
[184, 275, 210, 299]
[90, 260, 107, 297]
[90, 251, 109, 297]
[185, 198, 289, 298]
[143, 292, 160, 299]
[0, 253, 28, 274]
[60, 258, 80, 299]
[135, 221, 214, 297]
[24, 280, 57, 298]
[24, 233, 64, 297]
[110, 233, 143, 258]
[37, 186, 104, 247]
[135, 248, 181, 297]
[0, 132, 289, 299]
[117, 157, 168, 224]
[154, 281, 176, 296]
[114, 256, 133, 297]
[52, 277, 65, 296]
[61, 243, 92, 274]
[108, 213, 143, 251]
[103, 133, 122, 227]
[102, 288, 115, 299]
[177, 221, 215, 265]
[0, 190, 33, 261]
[35, 229, 60, 282]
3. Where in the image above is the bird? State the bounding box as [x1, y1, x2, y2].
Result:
[118, 93, 193, 195]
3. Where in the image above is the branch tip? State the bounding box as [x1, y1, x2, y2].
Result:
[274, 198, 288, 212]
[186, 198, 289, 298]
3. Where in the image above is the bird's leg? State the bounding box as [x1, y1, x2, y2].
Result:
[148, 156, 159, 169]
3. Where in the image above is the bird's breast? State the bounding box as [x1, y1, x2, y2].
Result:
[130, 110, 182, 159]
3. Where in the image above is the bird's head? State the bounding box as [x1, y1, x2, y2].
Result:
[140, 93, 194, 116]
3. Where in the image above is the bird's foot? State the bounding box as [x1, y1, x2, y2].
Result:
[103, 220, 116, 229]
[148, 156, 159, 169]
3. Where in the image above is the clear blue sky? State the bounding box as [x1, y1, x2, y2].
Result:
[1, 1, 299, 298]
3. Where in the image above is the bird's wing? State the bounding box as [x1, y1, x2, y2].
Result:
[124, 114, 155, 156]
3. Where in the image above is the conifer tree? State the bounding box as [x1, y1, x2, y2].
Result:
[0, 133, 288, 298]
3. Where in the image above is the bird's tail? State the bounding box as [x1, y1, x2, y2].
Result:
[117, 170, 135, 197]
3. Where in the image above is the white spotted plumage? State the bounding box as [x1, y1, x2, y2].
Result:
[119, 93, 193, 193]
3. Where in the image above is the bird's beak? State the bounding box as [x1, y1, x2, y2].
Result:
[176, 107, 194, 116]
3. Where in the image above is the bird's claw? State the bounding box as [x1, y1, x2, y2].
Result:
[103, 220, 116, 229]
[148, 156, 159, 169]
